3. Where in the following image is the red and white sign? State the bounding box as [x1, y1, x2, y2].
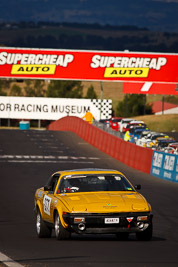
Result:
[123, 82, 178, 95]
[0, 47, 177, 83]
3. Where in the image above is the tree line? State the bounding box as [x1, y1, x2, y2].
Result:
[1, 21, 178, 53]
[7, 33, 178, 53]
[0, 79, 97, 99]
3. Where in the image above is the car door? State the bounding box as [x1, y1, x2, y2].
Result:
[42, 174, 60, 223]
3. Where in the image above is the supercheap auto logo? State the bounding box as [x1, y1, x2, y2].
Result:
[90, 55, 167, 78]
[0, 52, 74, 75]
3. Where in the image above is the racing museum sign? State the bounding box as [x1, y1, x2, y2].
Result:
[0, 47, 177, 83]
[0, 96, 112, 120]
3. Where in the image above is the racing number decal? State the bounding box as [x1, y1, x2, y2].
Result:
[43, 195, 52, 216]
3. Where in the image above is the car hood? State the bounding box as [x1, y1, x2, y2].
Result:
[57, 192, 150, 213]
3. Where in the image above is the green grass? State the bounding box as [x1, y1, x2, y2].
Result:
[132, 114, 178, 132]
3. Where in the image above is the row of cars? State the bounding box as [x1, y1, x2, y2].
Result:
[100, 117, 178, 155]
[135, 130, 178, 154]
[104, 117, 147, 133]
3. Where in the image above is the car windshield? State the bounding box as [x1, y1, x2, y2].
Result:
[112, 119, 120, 122]
[58, 174, 135, 193]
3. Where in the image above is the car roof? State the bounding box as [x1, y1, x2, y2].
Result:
[111, 117, 123, 120]
[129, 121, 144, 124]
[158, 138, 174, 143]
[53, 168, 123, 176]
[121, 118, 134, 122]
[134, 128, 147, 131]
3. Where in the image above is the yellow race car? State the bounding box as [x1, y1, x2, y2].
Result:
[34, 168, 153, 241]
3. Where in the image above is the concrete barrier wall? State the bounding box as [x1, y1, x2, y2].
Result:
[48, 116, 153, 174]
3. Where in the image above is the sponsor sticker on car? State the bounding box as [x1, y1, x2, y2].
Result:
[43, 195, 52, 216]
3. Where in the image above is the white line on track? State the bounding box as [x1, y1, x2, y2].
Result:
[0, 251, 23, 267]
[4, 160, 94, 164]
[0, 155, 100, 160]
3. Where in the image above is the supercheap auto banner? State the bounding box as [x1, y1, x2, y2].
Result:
[0, 47, 178, 83]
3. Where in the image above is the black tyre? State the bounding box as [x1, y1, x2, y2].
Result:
[54, 212, 71, 240]
[136, 223, 153, 241]
[36, 209, 52, 238]
[116, 232, 129, 240]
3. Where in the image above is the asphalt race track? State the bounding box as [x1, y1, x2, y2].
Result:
[0, 129, 178, 267]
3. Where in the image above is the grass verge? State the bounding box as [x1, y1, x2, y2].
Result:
[132, 114, 178, 132]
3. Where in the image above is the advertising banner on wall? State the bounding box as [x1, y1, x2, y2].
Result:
[0, 96, 112, 121]
[123, 82, 178, 95]
[151, 151, 178, 182]
[0, 47, 177, 83]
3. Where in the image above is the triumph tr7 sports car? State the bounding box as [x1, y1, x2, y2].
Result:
[34, 168, 153, 240]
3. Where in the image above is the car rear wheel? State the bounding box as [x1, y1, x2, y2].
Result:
[136, 223, 153, 241]
[54, 212, 71, 240]
[36, 209, 52, 238]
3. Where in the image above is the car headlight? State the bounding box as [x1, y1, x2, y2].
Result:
[74, 217, 85, 223]
[137, 216, 148, 221]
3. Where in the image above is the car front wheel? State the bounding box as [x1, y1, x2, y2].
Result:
[54, 212, 71, 240]
[36, 209, 52, 238]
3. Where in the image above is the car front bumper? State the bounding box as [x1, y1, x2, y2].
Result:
[63, 212, 153, 234]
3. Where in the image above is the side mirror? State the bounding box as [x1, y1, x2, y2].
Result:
[134, 184, 141, 190]
[44, 185, 51, 191]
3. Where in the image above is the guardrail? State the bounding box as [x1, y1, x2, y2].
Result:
[92, 120, 124, 139]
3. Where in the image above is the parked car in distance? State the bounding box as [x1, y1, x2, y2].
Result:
[136, 132, 170, 148]
[154, 138, 176, 151]
[168, 142, 178, 150]
[163, 142, 178, 154]
[136, 132, 161, 147]
[163, 146, 178, 154]
[119, 118, 136, 133]
[130, 127, 150, 143]
[109, 117, 123, 131]
[122, 121, 147, 134]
